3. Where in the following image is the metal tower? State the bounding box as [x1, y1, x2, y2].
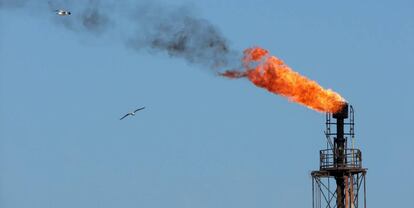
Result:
[311, 103, 367, 208]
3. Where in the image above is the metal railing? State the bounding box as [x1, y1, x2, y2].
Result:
[320, 148, 362, 170]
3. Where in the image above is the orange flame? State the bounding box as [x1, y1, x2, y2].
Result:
[222, 47, 345, 113]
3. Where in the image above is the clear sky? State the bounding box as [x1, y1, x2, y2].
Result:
[1, 0, 413, 207]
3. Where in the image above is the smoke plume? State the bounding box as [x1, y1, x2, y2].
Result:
[0, 0, 239, 70]
[126, 3, 238, 69]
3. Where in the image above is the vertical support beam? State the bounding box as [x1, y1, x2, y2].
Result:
[336, 117, 345, 166]
[364, 174, 367, 208]
[312, 177, 315, 208]
[333, 103, 348, 208]
[350, 174, 354, 208]
[345, 175, 349, 208]
[357, 174, 360, 206]
[336, 175, 345, 208]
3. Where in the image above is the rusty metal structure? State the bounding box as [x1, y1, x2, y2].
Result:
[311, 103, 367, 208]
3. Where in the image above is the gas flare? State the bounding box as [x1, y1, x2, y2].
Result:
[221, 47, 345, 113]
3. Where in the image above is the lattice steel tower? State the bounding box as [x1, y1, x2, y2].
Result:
[311, 103, 367, 208]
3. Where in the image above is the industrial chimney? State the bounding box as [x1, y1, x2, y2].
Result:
[311, 103, 367, 208]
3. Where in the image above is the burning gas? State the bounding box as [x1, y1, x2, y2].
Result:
[221, 47, 345, 113]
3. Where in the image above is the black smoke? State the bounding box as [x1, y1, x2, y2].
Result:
[0, 0, 239, 70]
[127, 3, 238, 69]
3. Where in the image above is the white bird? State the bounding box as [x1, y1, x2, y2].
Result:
[120, 107, 145, 120]
[55, 9, 71, 16]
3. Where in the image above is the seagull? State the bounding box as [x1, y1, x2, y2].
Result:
[55, 9, 71, 16]
[120, 107, 145, 120]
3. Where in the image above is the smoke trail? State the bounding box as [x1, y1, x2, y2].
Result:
[126, 3, 238, 69]
[0, 0, 239, 70]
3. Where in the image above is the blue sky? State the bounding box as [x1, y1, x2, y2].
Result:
[1, 0, 413, 207]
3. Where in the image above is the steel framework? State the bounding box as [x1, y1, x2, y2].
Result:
[311, 104, 367, 208]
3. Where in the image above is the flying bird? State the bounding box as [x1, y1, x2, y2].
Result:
[55, 9, 71, 16]
[120, 107, 145, 120]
